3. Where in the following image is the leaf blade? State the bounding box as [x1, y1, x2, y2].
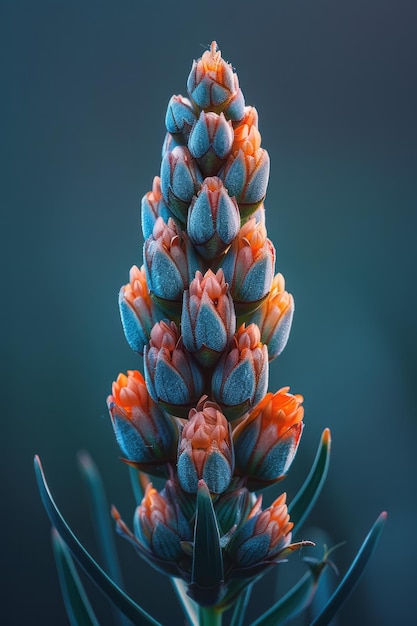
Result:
[34, 455, 161, 626]
[289, 428, 331, 534]
[77, 451, 130, 626]
[52, 528, 100, 626]
[310, 512, 387, 626]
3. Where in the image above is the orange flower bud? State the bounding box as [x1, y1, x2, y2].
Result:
[143, 320, 204, 416]
[212, 324, 269, 419]
[227, 492, 312, 574]
[181, 269, 236, 367]
[187, 42, 245, 119]
[251, 273, 294, 361]
[177, 397, 234, 494]
[107, 370, 177, 467]
[221, 218, 275, 315]
[119, 265, 161, 355]
[233, 388, 304, 484]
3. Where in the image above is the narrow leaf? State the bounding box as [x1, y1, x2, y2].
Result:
[34, 455, 161, 626]
[310, 512, 387, 626]
[171, 578, 199, 626]
[289, 428, 331, 533]
[52, 528, 100, 626]
[77, 451, 130, 626]
[250, 571, 318, 626]
[192, 480, 224, 589]
[230, 583, 253, 626]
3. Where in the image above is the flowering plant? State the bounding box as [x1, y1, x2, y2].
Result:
[35, 42, 385, 626]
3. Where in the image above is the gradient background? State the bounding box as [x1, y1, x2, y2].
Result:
[2, 1, 417, 624]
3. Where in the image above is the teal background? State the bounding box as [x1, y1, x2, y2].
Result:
[2, 0, 416, 624]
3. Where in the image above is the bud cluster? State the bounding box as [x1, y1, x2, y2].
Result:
[108, 42, 308, 607]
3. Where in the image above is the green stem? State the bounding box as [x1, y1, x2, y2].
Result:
[198, 606, 223, 626]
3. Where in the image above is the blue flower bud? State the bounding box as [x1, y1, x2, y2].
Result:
[187, 42, 235, 112]
[232, 388, 304, 486]
[223, 75, 245, 121]
[107, 370, 178, 466]
[220, 144, 270, 217]
[143, 321, 204, 416]
[144, 217, 201, 316]
[134, 482, 192, 563]
[165, 94, 196, 142]
[181, 269, 235, 367]
[226, 493, 311, 575]
[118, 265, 161, 355]
[141, 176, 175, 241]
[211, 324, 269, 420]
[221, 217, 275, 315]
[177, 397, 234, 494]
[188, 111, 233, 176]
[250, 273, 294, 361]
[160, 145, 203, 223]
[187, 177, 240, 260]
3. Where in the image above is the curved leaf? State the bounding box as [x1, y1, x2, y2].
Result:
[230, 583, 253, 626]
[192, 481, 224, 589]
[77, 451, 130, 626]
[34, 455, 161, 626]
[171, 578, 199, 626]
[310, 512, 387, 626]
[52, 528, 100, 626]
[289, 428, 331, 533]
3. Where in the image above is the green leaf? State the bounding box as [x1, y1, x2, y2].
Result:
[230, 583, 253, 626]
[52, 529, 100, 626]
[188, 480, 225, 606]
[77, 451, 130, 626]
[192, 481, 224, 588]
[171, 578, 198, 626]
[248, 552, 334, 626]
[34, 455, 161, 626]
[310, 511, 387, 626]
[289, 428, 331, 533]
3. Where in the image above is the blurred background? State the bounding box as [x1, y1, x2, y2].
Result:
[2, 0, 416, 624]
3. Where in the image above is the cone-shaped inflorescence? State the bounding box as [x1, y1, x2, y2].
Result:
[109, 42, 309, 608]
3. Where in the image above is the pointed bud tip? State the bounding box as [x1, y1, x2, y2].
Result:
[322, 427, 331, 446]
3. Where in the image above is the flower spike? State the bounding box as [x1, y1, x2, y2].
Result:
[34, 41, 384, 626]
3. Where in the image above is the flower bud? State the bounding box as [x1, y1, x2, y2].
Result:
[144, 320, 204, 416]
[181, 269, 236, 367]
[107, 370, 178, 467]
[165, 94, 196, 143]
[187, 41, 244, 117]
[177, 397, 234, 494]
[212, 323, 268, 420]
[214, 486, 256, 537]
[144, 217, 200, 316]
[118, 265, 161, 355]
[134, 482, 192, 564]
[227, 493, 308, 572]
[221, 218, 275, 315]
[160, 145, 203, 223]
[220, 139, 270, 219]
[251, 273, 294, 361]
[233, 388, 304, 485]
[187, 176, 240, 260]
[223, 73, 245, 121]
[188, 111, 233, 176]
[141, 176, 175, 241]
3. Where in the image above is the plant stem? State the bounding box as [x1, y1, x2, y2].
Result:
[198, 605, 223, 626]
